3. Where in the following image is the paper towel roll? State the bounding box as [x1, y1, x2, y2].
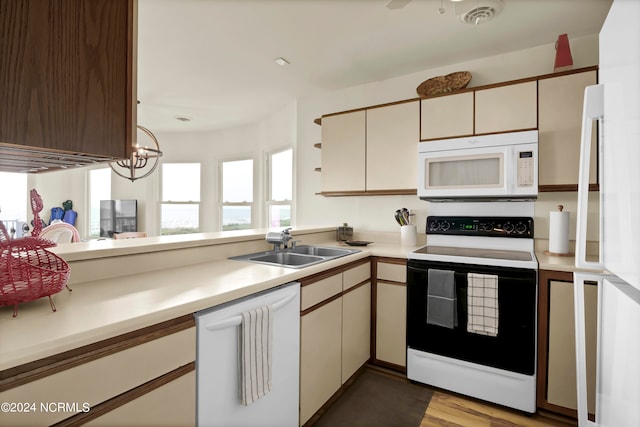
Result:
[549, 206, 570, 254]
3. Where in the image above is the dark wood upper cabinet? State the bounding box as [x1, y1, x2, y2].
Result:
[0, 0, 136, 173]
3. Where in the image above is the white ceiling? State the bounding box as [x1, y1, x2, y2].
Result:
[136, 0, 612, 133]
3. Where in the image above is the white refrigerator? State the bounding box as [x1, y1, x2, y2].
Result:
[574, 0, 640, 426]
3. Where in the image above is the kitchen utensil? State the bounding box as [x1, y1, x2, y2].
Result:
[401, 208, 411, 225]
[395, 210, 404, 226]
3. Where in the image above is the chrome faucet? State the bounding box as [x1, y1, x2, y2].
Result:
[265, 228, 294, 250]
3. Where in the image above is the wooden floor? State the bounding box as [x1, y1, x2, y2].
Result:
[421, 391, 577, 427]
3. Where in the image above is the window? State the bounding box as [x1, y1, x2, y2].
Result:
[161, 163, 200, 235]
[0, 172, 28, 236]
[221, 159, 253, 231]
[267, 148, 293, 227]
[89, 168, 111, 238]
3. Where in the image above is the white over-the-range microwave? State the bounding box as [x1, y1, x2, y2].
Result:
[417, 130, 538, 201]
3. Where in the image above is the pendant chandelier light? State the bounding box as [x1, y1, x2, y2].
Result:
[110, 125, 163, 182]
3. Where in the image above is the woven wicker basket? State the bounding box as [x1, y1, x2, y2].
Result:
[416, 71, 472, 97]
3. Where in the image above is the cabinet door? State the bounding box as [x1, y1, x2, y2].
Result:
[300, 299, 342, 425]
[366, 101, 419, 191]
[321, 110, 366, 192]
[538, 71, 598, 188]
[376, 282, 407, 367]
[547, 280, 597, 413]
[421, 92, 474, 140]
[475, 81, 537, 134]
[342, 283, 371, 383]
[0, 0, 135, 168]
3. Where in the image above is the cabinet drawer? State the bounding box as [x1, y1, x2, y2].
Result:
[377, 262, 406, 283]
[0, 328, 195, 427]
[343, 262, 370, 291]
[301, 274, 343, 311]
[86, 370, 196, 426]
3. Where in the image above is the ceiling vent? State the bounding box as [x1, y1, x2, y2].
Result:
[458, 0, 504, 25]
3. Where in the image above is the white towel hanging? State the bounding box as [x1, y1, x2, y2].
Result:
[467, 273, 499, 337]
[241, 304, 273, 405]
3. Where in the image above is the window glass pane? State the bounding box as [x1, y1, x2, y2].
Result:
[222, 206, 252, 231]
[0, 172, 28, 237]
[89, 168, 111, 237]
[161, 204, 199, 235]
[271, 149, 292, 201]
[269, 205, 291, 228]
[0, 172, 28, 221]
[222, 160, 253, 203]
[163, 164, 201, 201]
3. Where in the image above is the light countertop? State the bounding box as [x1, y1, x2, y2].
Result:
[0, 227, 597, 373]
[0, 236, 416, 372]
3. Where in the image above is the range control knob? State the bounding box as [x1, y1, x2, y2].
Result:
[428, 220, 440, 231]
[481, 223, 494, 232]
[440, 221, 451, 232]
[503, 222, 515, 233]
[515, 222, 528, 235]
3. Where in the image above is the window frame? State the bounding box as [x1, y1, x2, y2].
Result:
[266, 146, 294, 228]
[160, 162, 202, 235]
[219, 156, 256, 231]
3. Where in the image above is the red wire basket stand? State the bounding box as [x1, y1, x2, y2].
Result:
[0, 190, 71, 317]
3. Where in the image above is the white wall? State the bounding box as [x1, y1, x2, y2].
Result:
[29, 101, 297, 238]
[30, 35, 600, 243]
[296, 34, 600, 242]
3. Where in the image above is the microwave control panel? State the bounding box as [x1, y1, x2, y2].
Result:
[517, 151, 534, 187]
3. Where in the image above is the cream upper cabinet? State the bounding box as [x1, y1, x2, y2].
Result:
[321, 110, 366, 192]
[420, 92, 474, 140]
[366, 101, 419, 191]
[475, 81, 537, 134]
[538, 70, 598, 188]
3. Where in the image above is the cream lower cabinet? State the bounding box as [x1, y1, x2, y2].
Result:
[299, 260, 370, 425]
[475, 81, 537, 134]
[538, 270, 597, 419]
[0, 316, 195, 427]
[538, 70, 598, 189]
[300, 298, 343, 426]
[374, 259, 407, 368]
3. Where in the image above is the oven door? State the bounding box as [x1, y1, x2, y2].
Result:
[407, 259, 537, 375]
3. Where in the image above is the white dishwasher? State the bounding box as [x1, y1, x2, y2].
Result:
[195, 282, 300, 427]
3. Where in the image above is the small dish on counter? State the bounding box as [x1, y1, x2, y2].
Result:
[344, 241, 372, 246]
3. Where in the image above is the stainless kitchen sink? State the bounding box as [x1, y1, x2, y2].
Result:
[230, 245, 360, 268]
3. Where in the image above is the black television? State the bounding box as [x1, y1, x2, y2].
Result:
[100, 200, 137, 238]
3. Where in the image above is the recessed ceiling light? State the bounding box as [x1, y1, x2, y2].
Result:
[274, 57, 290, 66]
[175, 116, 193, 122]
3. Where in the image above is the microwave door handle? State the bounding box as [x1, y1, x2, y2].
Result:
[576, 84, 604, 270]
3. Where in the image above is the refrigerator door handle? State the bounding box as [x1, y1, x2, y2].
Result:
[573, 272, 601, 427]
[576, 84, 604, 270]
